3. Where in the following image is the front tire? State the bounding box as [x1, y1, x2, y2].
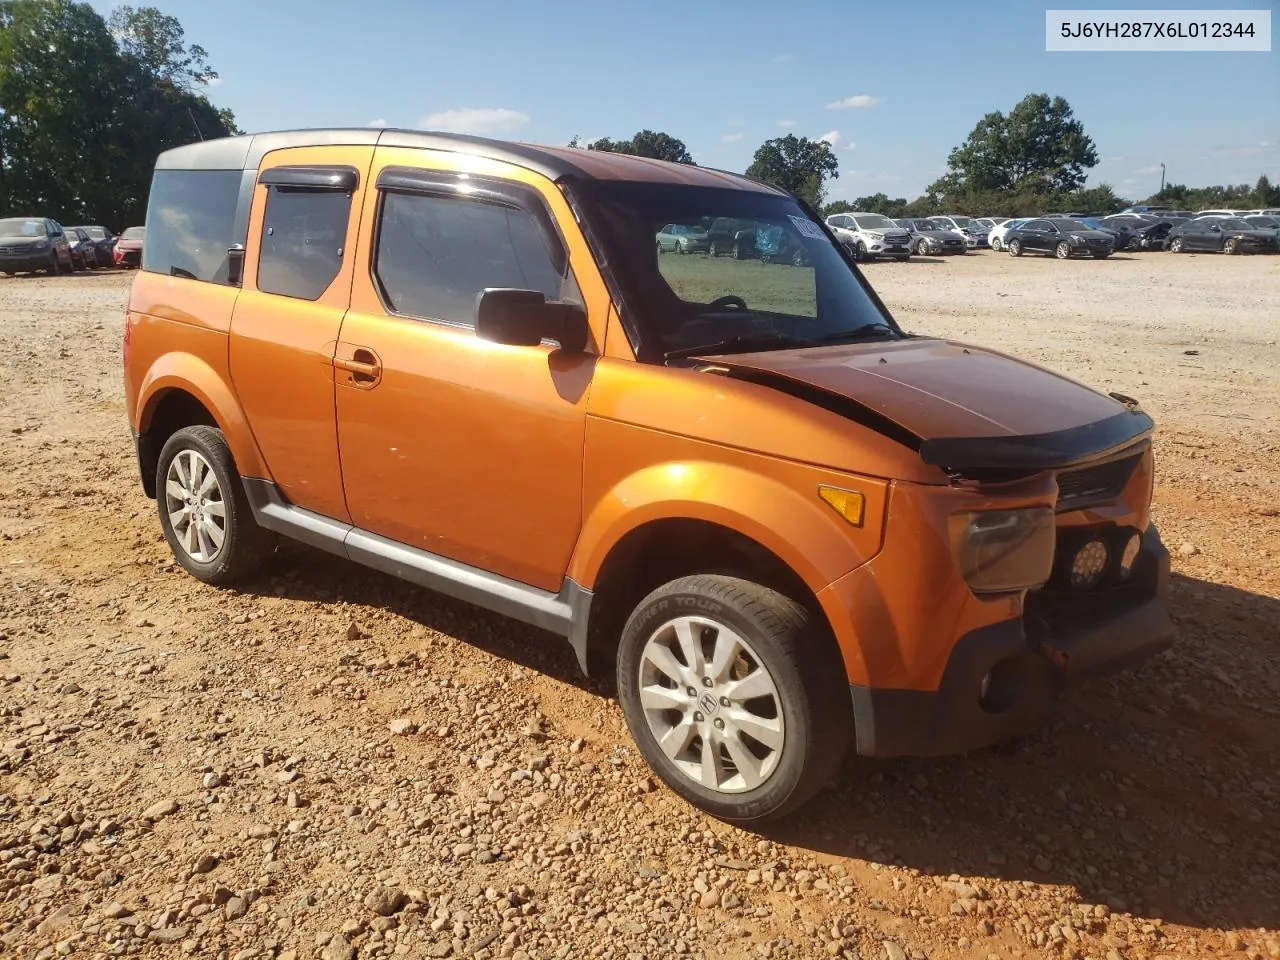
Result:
[990, 237, 1002, 252]
[156, 425, 277, 585]
[1223, 238, 1238, 255]
[1055, 241, 1071, 259]
[616, 574, 851, 823]
[1008, 239, 1023, 257]
[1169, 237, 1185, 253]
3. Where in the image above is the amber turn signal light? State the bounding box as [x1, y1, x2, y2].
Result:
[818, 486, 865, 527]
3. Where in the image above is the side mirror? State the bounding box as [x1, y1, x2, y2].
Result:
[476, 288, 589, 354]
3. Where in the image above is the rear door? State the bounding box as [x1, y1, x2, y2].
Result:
[227, 145, 375, 521]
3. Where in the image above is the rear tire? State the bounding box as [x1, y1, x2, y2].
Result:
[1169, 237, 1185, 253]
[616, 574, 852, 824]
[156, 425, 277, 586]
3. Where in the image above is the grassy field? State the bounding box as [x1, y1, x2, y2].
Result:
[656, 250, 817, 316]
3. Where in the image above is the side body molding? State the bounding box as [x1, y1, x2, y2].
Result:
[242, 480, 594, 667]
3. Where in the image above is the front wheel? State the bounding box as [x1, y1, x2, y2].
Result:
[616, 574, 851, 823]
[1055, 241, 1071, 259]
[990, 237, 1002, 251]
[1008, 239, 1022, 257]
[157, 425, 277, 585]
[1223, 238, 1238, 255]
[855, 241, 868, 262]
[1169, 237, 1185, 253]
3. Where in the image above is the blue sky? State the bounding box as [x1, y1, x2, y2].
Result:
[92, 0, 1277, 201]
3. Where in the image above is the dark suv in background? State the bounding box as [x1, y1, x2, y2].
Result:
[0, 217, 74, 274]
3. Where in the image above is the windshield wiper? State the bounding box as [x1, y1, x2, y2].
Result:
[664, 333, 816, 360]
[820, 322, 898, 342]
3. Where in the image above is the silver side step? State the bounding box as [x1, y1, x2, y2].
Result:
[242, 479, 592, 651]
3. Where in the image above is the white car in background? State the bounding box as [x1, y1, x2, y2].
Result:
[989, 218, 1029, 252]
[928, 215, 980, 248]
[825, 212, 913, 261]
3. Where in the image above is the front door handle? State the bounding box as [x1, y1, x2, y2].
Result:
[334, 346, 382, 387]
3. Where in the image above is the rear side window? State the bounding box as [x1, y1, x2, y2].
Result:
[374, 192, 567, 327]
[143, 169, 241, 283]
[257, 187, 353, 300]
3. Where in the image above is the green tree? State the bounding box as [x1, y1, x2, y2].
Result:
[1254, 174, 1279, 207]
[587, 129, 694, 164]
[930, 93, 1098, 197]
[108, 4, 216, 89]
[822, 199, 856, 217]
[852, 193, 909, 217]
[0, 0, 237, 228]
[745, 135, 839, 208]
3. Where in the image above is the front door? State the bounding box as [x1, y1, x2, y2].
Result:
[334, 148, 611, 592]
[228, 145, 375, 520]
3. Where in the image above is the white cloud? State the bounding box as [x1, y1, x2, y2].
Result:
[818, 130, 841, 147]
[826, 95, 878, 110]
[844, 141, 857, 152]
[419, 107, 530, 135]
[722, 132, 744, 143]
[367, 118, 388, 128]
[777, 119, 797, 129]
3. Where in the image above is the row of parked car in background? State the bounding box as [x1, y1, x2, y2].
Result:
[0, 217, 145, 276]
[820, 207, 1280, 262]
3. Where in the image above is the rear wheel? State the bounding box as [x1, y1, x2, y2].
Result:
[1008, 239, 1022, 257]
[1169, 237, 1185, 253]
[157, 425, 277, 585]
[616, 574, 851, 823]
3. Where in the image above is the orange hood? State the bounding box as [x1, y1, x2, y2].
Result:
[698, 338, 1153, 474]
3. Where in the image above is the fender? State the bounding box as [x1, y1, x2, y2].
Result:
[136, 352, 270, 482]
[568, 460, 887, 597]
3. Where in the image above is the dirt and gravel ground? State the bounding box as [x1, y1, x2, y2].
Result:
[1, 250, 1278, 960]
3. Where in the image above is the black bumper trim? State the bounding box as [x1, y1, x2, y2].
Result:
[849, 525, 1174, 758]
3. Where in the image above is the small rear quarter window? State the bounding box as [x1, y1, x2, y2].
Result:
[143, 169, 242, 283]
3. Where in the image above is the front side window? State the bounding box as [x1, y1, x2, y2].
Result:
[374, 191, 572, 327]
[257, 187, 353, 300]
[567, 180, 898, 360]
[143, 169, 241, 283]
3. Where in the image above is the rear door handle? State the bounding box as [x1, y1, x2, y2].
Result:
[334, 346, 381, 387]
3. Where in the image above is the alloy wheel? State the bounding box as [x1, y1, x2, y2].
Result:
[1056, 241, 1070, 259]
[163, 449, 227, 563]
[637, 615, 785, 794]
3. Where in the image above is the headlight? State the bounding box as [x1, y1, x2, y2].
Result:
[34, 240, 48, 250]
[868, 232, 884, 240]
[1069, 235, 1084, 244]
[948, 508, 1055, 594]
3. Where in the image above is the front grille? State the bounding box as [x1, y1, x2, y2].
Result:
[0, 245, 27, 255]
[1056, 454, 1141, 511]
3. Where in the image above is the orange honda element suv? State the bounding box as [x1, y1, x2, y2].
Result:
[124, 129, 1173, 822]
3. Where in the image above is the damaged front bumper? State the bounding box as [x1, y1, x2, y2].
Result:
[848, 524, 1173, 758]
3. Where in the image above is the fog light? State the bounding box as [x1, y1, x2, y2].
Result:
[1069, 539, 1110, 589]
[1119, 532, 1142, 579]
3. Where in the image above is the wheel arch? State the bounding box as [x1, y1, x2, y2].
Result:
[135, 355, 267, 497]
[568, 463, 879, 677]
